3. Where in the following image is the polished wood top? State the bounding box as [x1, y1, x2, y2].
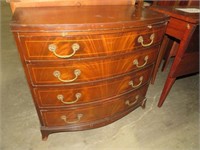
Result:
[150, 6, 199, 24]
[11, 6, 169, 31]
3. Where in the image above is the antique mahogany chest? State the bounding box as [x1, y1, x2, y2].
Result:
[10, 3, 168, 140]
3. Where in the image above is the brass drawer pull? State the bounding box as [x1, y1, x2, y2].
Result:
[57, 93, 81, 104]
[48, 43, 80, 58]
[129, 76, 143, 88]
[60, 114, 83, 124]
[53, 69, 81, 83]
[138, 33, 155, 47]
[147, 25, 152, 29]
[125, 95, 139, 106]
[133, 56, 148, 68]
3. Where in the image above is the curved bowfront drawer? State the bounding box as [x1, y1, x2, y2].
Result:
[34, 66, 152, 108]
[20, 23, 166, 61]
[28, 46, 158, 86]
[41, 84, 148, 127]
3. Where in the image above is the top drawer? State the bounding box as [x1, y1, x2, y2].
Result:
[19, 23, 166, 61]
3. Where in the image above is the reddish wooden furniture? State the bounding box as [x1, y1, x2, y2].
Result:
[152, 0, 199, 7]
[9, 1, 168, 140]
[151, 0, 199, 72]
[150, 6, 199, 107]
[6, 0, 137, 13]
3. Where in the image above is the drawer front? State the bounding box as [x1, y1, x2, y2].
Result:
[34, 66, 152, 108]
[28, 46, 158, 86]
[41, 84, 148, 127]
[20, 24, 166, 61]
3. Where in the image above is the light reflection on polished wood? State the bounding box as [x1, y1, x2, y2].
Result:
[21, 26, 166, 61]
[34, 66, 152, 108]
[28, 47, 158, 85]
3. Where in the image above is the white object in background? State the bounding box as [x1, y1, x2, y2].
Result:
[176, 8, 200, 13]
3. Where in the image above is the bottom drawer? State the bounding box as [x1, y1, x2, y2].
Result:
[41, 84, 148, 127]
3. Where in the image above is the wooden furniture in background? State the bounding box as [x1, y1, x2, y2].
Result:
[150, 6, 199, 107]
[9, 2, 168, 140]
[150, 0, 199, 72]
[6, 0, 136, 13]
[152, 0, 199, 6]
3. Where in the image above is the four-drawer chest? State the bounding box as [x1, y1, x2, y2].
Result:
[10, 5, 168, 140]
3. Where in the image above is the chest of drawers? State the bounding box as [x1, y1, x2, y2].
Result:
[10, 5, 168, 140]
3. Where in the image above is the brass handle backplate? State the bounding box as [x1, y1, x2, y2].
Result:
[57, 93, 82, 104]
[60, 114, 83, 124]
[138, 33, 155, 47]
[53, 69, 81, 83]
[133, 56, 149, 68]
[129, 76, 143, 88]
[125, 95, 139, 106]
[48, 43, 80, 58]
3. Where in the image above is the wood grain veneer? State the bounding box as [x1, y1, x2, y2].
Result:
[28, 46, 158, 85]
[20, 25, 166, 61]
[41, 84, 148, 127]
[34, 66, 153, 108]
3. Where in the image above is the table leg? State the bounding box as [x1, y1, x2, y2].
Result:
[151, 35, 169, 84]
[158, 76, 176, 107]
[161, 41, 179, 72]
